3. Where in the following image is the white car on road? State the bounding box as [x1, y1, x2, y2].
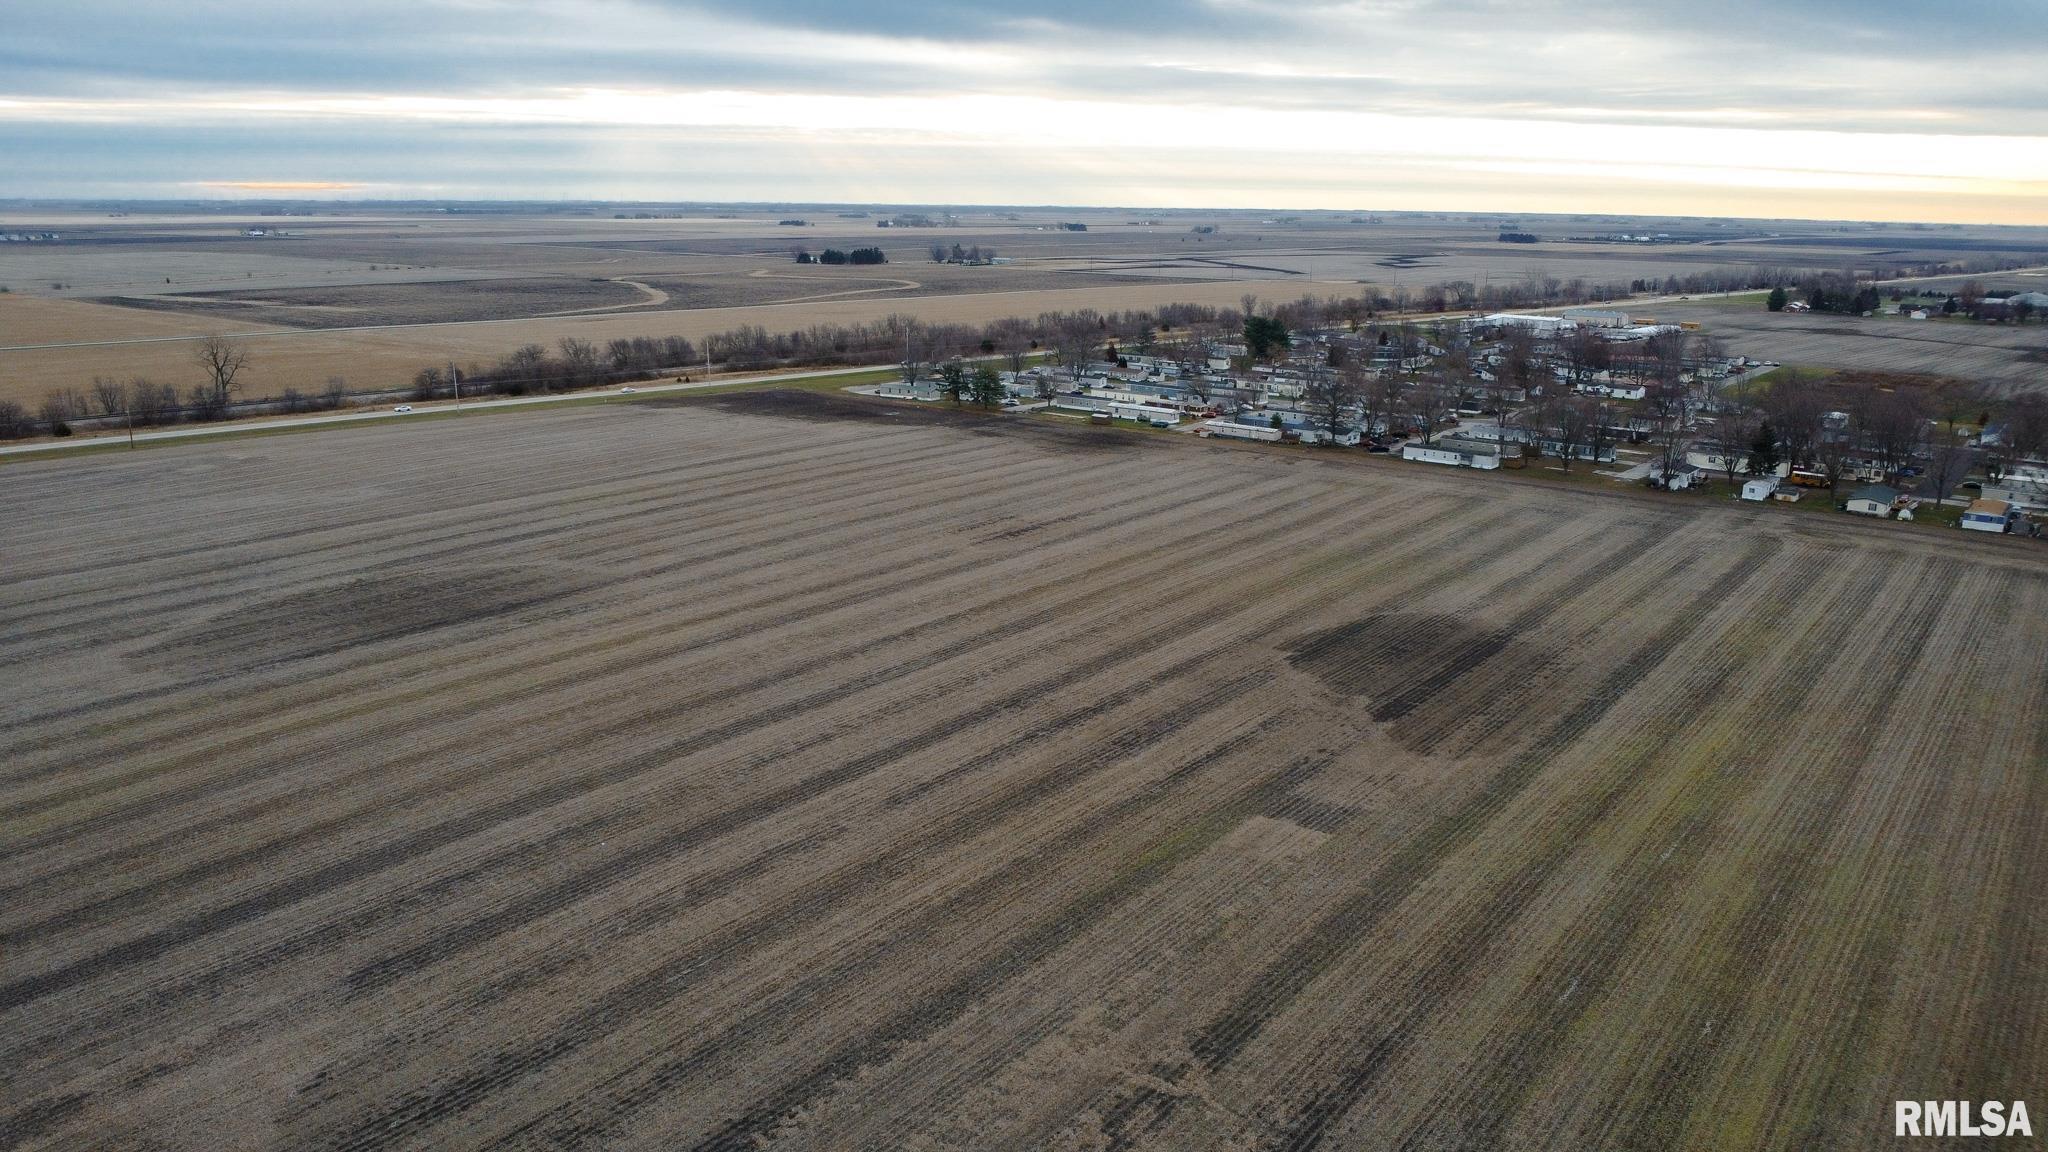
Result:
[392, 404, 414, 413]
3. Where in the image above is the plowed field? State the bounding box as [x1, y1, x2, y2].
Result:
[2, 398, 2042, 1150]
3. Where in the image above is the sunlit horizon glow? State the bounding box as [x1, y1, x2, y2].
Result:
[4, 1, 2046, 224]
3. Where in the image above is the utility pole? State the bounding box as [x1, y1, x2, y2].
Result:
[450, 361, 460, 411]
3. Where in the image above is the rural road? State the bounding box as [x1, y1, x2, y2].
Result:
[0, 362, 891, 457]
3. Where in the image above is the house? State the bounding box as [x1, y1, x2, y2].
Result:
[1650, 459, 1705, 490]
[1771, 486, 1803, 503]
[1687, 446, 1790, 478]
[1960, 499, 2016, 534]
[1845, 484, 1900, 517]
[1741, 477, 1778, 502]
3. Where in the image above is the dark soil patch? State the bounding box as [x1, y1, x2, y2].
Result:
[98, 277, 642, 329]
[1286, 612, 1522, 722]
[137, 566, 593, 673]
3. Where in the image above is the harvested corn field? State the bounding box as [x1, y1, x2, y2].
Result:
[1, 399, 2042, 1151]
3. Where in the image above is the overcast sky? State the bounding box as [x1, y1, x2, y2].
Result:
[5, 0, 2046, 222]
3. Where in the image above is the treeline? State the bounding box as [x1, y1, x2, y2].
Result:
[0, 375, 356, 439]
[929, 243, 998, 263]
[792, 247, 887, 265]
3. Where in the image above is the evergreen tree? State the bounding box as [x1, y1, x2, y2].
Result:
[1747, 419, 1781, 476]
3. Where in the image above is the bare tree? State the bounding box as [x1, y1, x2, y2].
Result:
[128, 379, 174, 426]
[1367, 372, 1407, 440]
[1585, 397, 1620, 466]
[193, 336, 250, 412]
[1542, 395, 1591, 473]
[1706, 407, 1761, 488]
[91, 376, 129, 418]
[1564, 327, 1611, 391]
[2006, 393, 2048, 466]
[1762, 375, 1826, 472]
[0, 400, 31, 440]
[1411, 375, 1456, 442]
[557, 338, 602, 388]
[1850, 385, 1929, 483]
[1049, 312, 1099, 387]
[1302, 365, 1364, 444]
[1925, 380, 1983, 502]
[185, 382, 226, 422]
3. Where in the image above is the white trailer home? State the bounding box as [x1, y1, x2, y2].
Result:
[1198, 419, 1283, 442]
[1110, 401, 1181, 427]
[1402, 439, 1501, 470]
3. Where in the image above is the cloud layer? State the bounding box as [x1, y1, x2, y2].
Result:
[5, 1, 2045, 221]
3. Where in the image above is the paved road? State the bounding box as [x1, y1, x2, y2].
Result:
[0, 363, 890, 458]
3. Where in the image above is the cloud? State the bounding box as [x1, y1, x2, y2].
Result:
[195, 181, 368, 191]
[2, 0, 2044, 221]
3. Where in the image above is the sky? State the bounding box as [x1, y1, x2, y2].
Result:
[4, 0, 2047, 223]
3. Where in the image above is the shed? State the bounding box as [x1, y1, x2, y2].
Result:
[1740, 477, 1778, 502]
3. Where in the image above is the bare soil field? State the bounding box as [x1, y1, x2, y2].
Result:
[1, 398, 2041, 1151]
[1650, 299, 2048, 391]
[6, 206, 2048, 406]
[94, 265, 1197, 331]
[0, 277, 1282, 405]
